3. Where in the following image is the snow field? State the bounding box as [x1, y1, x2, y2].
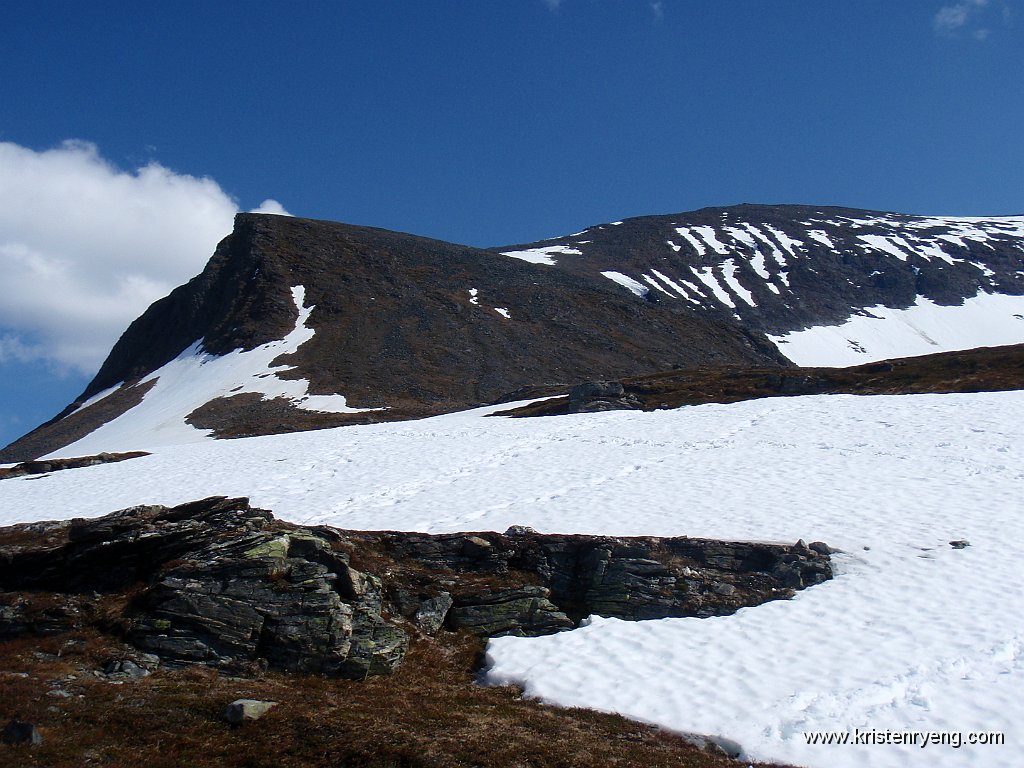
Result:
[1, 391, 1022, 767]
[770, 292, 1024, 367]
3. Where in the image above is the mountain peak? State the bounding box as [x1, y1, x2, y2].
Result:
[2, 209, 791, 461]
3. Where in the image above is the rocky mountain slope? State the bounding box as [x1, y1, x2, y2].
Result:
[499, 204, 1024, 364]
[3, 204, 1023, 461]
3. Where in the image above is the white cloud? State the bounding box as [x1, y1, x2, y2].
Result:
[650, 1, 664, 20]
[543, 0, 561, 11]
[249, 198, 292, 216]
[0, 140, 286, 374]
[0, 333, 43, 365]
[933, 0, 995, 35]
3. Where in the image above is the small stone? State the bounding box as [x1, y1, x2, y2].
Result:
[461, 536, 492, 556]
[794, 539, 809, 551]
[713, 582, 736, 596]
[2, 719, 42, 746]
[503, 525, 537, 536]
[414, 594, 454, 635]
[223, 699, 278, 724]
[949, 540, 971, 550]
[103, 659, 151, 679]
[808, 541, 833, 555]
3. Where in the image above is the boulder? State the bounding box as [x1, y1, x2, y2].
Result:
[569, 381, 625, 403]
[414, 594, 453, 634]
[103, 659, 152, 679]
[223, 699, 278, 725]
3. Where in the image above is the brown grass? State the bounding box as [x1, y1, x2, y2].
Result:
[0, 628, 793, 768]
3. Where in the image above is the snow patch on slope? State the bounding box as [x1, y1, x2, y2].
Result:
[769, 292, 1024, 367]
[720, 260, 756, 306]
[692, 266, 735, 307]
[501, 245, 582, 265]
[601, 271, 649, 297]
[48, 286, 377, 455]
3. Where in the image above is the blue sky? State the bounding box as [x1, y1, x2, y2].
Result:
[1, 0, 1022, 450]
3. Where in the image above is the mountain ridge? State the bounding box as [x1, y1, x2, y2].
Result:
[3, 203, 1024, 462]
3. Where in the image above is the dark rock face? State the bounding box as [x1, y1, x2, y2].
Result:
[341, 528, 832, 628]
[448, 587, 574, 636]
[0, 498, 409, 677]
[0, 497, 832, 678]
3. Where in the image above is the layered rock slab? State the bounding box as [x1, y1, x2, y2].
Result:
[0, 497, 832, 678]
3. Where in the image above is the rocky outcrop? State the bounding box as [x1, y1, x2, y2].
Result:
[337, 527, 832, 628]
[0, 451, 149, 480]
[565, 381, 642, 413]
[0, 497, 832, 678]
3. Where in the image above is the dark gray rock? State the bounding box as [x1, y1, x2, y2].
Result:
[129, 538, 377, 677]
[103, 659, 151, 679]
[449, 587, 574, 637]
[335, 610, 409, 678]
[564, 381, 645, 414]
[569, 381, 625, 403]
[2, 719, 42, 746]
[414, 594, 453, 634]
[949, 539, 971, 549]
[503, 525, 537, 536]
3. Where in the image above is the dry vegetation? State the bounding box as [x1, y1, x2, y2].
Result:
[0, 628, 793, 768]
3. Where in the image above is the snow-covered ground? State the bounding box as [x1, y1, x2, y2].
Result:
[1, 392, 1022, 768]
[769, 292, 1024, 367]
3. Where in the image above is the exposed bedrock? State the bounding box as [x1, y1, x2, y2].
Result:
[0, 497, 832, 678]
